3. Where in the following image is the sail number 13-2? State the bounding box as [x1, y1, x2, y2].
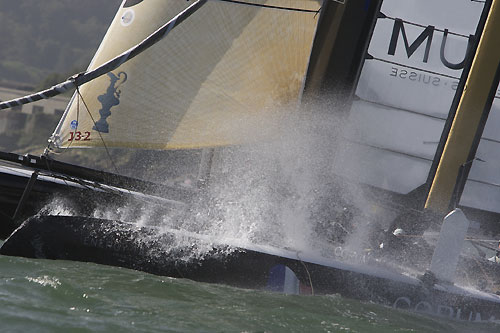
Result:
[68, 131, 91, 141]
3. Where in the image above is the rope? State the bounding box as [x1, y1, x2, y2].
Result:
[296, 252, 314, 295]
[471, 254, 497, 291]
[470, 240, 487, 257]
[75, 86, 120, 175]
[391, 233, 500, 246]
[378, 14, 473, 39]
[66, 88, 80, 151]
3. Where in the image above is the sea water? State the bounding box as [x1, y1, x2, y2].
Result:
[2, 108, 498, 332]
[1, 243, 498, 333]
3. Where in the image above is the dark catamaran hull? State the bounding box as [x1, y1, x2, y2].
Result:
[0, 151, 194, 239]
[0, 163, 135, 239]
[2, 215, 500, 322]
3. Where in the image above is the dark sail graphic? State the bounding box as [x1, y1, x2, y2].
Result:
[93, 72, 127, 133]
[124, 0, 144, 8]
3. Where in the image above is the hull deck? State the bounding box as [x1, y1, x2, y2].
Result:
[2, 215, 500, 322]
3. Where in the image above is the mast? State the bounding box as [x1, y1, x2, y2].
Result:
[423, 1, 493, 196]
[425, 0, 500, 213]
[303, 0, 383, 101]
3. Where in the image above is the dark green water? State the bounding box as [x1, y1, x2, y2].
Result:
[1, 246, 499, 332]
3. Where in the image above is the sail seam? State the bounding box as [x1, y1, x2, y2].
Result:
[215, 0, 319, 13]
[467, 178, 500, 189]
[355, 97, 448, 121]
[478, 136, 500, 145]
[354, 99, 500, 147]
[342, 138, 434, 162]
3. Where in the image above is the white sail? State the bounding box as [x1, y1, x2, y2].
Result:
[52, 0, 321, 150]
[333, 0, 485, 195]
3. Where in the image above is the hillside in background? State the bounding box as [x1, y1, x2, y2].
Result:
[0, 1, 202, 182]
[0, 0, 121, 88]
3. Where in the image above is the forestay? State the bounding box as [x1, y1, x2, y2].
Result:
[51, 0, 321, 150]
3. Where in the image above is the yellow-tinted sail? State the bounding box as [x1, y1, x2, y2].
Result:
[52, 0, 321, 150]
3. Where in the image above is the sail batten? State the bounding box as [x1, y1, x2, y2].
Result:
[52, 0, 321, 150]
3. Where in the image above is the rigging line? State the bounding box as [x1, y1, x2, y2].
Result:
[470, 240, 487, 257]
[379, 14, 472, 39]
[54, 172, 100, 192]
[47, 92, 82, 188]
[58, 173, 123, 199]
[369, 56, 461, 80]
[75, 87, 120, 175]
[52, 173, 155, 206]
[390, 234, 499, 245]
[215, 0, 320, 13]
[468, 237, 500, 243]
[296, 252, 314, 295]
[471, 255, 496, 291]
[51, 171, 134, 202]
[54, 93, 81, 186]
[468, 240, 498, 252]
[66, 89, 80, 151]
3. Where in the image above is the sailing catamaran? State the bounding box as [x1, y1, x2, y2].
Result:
[1, 0, 500, 321]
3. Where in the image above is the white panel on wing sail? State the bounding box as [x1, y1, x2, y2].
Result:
[334, 0, 485, 195]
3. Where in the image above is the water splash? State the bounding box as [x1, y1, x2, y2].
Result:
[25, 275, 61, 289]
[158, 101, 371, 259]
[37, 100, 397, 268]
[38, 197, 77, 217]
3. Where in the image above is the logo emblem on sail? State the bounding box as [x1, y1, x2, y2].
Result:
[93, 72, 127, 133]
[121, 9, 135, 26]
[70, 120, 78, 130]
